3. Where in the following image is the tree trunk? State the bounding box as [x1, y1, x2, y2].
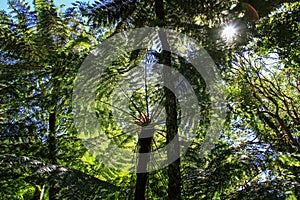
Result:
[134, 127, 155, 200]
[48, 111, 57, 164]
[39, 184, 45, 200]
[155, 1, 182, 199]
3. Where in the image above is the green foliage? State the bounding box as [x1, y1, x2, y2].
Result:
[1, 0, 299, 199]
[0, 0, 120, 199]
[224, 1, 300, 199]
[0, 154, 121, 199]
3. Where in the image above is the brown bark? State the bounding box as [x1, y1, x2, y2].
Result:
[155, 1, 181, 199]
[134, 128, 155, 200]
[48, 111, 57, 164]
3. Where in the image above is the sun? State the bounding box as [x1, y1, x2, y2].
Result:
[221, 25, 237, 41]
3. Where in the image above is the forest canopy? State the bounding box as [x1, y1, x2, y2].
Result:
[0, 0, 299, 199]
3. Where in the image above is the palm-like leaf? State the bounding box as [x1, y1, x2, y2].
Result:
[0, 154, 121, 199]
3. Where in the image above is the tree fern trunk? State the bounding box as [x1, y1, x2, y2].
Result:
[155, 1, 182, 199]
[134, 128, 155, 200]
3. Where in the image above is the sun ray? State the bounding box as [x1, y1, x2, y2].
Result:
[221, 25, 237, 41]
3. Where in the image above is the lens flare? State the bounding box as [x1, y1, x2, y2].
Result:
[222, 25, 237, 41]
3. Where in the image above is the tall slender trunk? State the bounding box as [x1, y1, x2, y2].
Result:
[48, 67, 61, 165]
[155, 1, 181, 199]
[134, 127, 155, 200]
[47, 110, 57, 199]
[48, 110, 57, 164]
[39, 184, 45, 200]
